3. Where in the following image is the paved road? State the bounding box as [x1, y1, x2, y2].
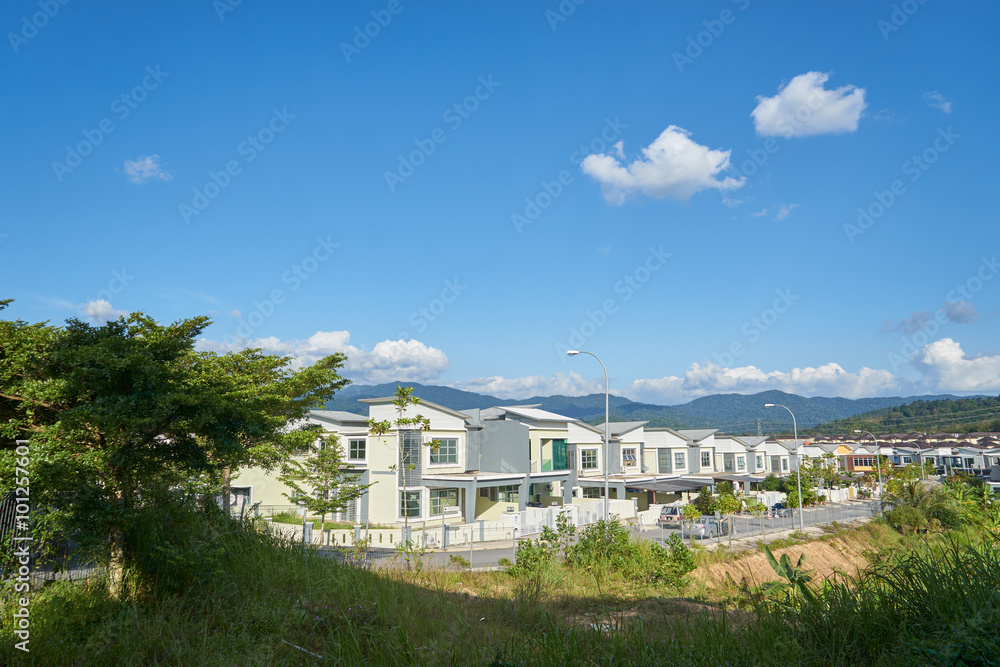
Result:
[327, 500, 880, 569]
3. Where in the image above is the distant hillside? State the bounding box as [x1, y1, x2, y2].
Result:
[819, 395, 1000, 434]
[325, 383, 974, 434]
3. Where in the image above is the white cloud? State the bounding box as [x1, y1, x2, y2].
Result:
[881, 301, 980, 334]
[627, 376, 686, 405]
[922, 91, 952, 114]
[775, 203, 798, 221]
[751, 72, 867, 138]
[197, 330, 450, 384]
[750, 208, 768, 218]
[581, 125, 744, 205]
[123, 154, 172, 184]
[912, 338, 1000, 392]
[81, 299, 128, 324]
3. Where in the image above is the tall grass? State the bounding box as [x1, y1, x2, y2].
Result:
[2, 511, 996, 665]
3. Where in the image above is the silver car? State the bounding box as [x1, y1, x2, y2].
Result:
[690, 515, 733, 539]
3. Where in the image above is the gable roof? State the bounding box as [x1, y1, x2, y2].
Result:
[358, 396, 472, 421]
[309, 410, 369, 424]
[678, 429, 719, 442]
[599, 421, 648, 437]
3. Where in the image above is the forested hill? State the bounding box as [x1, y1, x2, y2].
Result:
[819, 395, 1000, 434]
[324, 383, 972, 434]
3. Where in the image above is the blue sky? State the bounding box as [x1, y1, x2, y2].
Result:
[3, 0, 998, 404]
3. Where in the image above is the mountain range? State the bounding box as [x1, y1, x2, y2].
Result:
[323, 383, 972, 434]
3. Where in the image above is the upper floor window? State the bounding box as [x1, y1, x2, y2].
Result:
[781, 457, 789, 471]
[622, 448, 637, 466]
[581, 449, 598, 470]
[736, 455, 745, 471]
[701, 451, 711, 468]
[675, 452, 685, 469]
[348, 439, 366, 461]
[756, 454, 764, 470]
[430, 438, 458, 465]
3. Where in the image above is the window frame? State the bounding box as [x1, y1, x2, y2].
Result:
[429, 488, 458, 516]
[674, 451, 686, 470]
[622, 447, 637, 467]
[429, 437, 459, 466]
[399, 490, 421, 519]
[581, 449, 598, 470]
[348, 438, 366, 462]
[701, 451, 711, 468]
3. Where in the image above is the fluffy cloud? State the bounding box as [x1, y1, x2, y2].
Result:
[197, 330, 450, 384]
[751, 72, 867, 138]
[775, 203, 798, 221]
[881, 301, 979, 334]
[581, 125, 744, 205]
[629, 362, 901, 403]
[81, 299, 128, 324]
[123, 154, 172, 184]
[912, 338, 1000, 392]
[454, 372, 610, 400]
[922, 91, 952, 114]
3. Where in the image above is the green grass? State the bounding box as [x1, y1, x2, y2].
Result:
[1, 514, 996, 665]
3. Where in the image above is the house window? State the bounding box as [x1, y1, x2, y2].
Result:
[675, 452, 686, 469]
[965, 458, 975, 468]
[498, 485, 519, 503]
[581, 449, 598, 470]
[736, 455, 745, 471]
[701, 451, 711, 468]
[756, 454, 764, 470]
[430, 438, 458, 465]
[582, 488, 601, 499]
[853, 457, 875, 467]
[723, 453, 735, 472]
[400, 491, 420, 518]
[924, 456, 936, 465]
[771, 455, 781, 472]
[429, 488, 458, 515]
[781, 458, 789, 472]
[348, 439, 366, 461]
[902, 456, 912, 464]
[622, 448, 637, 467]
[658, 449, 672, 474]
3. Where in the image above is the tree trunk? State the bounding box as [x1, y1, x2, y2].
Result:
[108, 525, 126, 599]
[222, 465, 231, 516]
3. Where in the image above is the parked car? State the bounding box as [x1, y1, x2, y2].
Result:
[689, 515, 733, 539]
[771, 503, 794, 518]
[656, 505, 683, 528]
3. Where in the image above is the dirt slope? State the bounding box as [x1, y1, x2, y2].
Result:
[695, 529, 883, 591]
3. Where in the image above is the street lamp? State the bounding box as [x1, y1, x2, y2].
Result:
[567, 350, 610, 521]
[765, 403, 804, 533]
[854, 429, 883, 514]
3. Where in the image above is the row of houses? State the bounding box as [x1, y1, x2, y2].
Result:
[231, 396, 1000, 526]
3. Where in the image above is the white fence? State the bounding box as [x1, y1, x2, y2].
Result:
[264, 498, 638, 547]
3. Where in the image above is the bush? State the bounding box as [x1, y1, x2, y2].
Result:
[565, 519, 694, 586]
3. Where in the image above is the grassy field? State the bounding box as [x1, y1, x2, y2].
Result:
[1, 514, 997, 665]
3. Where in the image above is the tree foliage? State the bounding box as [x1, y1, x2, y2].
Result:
[279, 434, 371, 532]
[0, 304, 349, 596]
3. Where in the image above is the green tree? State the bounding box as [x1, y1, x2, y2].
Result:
[279, 433, 372, 536]
[366, 386, 437, 538]
[0, 306, 349, 597]
[692, 486, 714, 514]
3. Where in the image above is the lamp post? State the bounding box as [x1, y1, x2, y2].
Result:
[854, 430, 883, 514]
[765, 403, 804, 533]
[567, 350, 610, 521]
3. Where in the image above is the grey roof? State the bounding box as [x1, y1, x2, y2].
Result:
[737, 436, 768, 447]
[599, 421, 648, 436]
[309, 410, 368, 424]
[501, 406, 576, 422]
[357, 396, 472, 421]
[678, 429, 719, 442]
